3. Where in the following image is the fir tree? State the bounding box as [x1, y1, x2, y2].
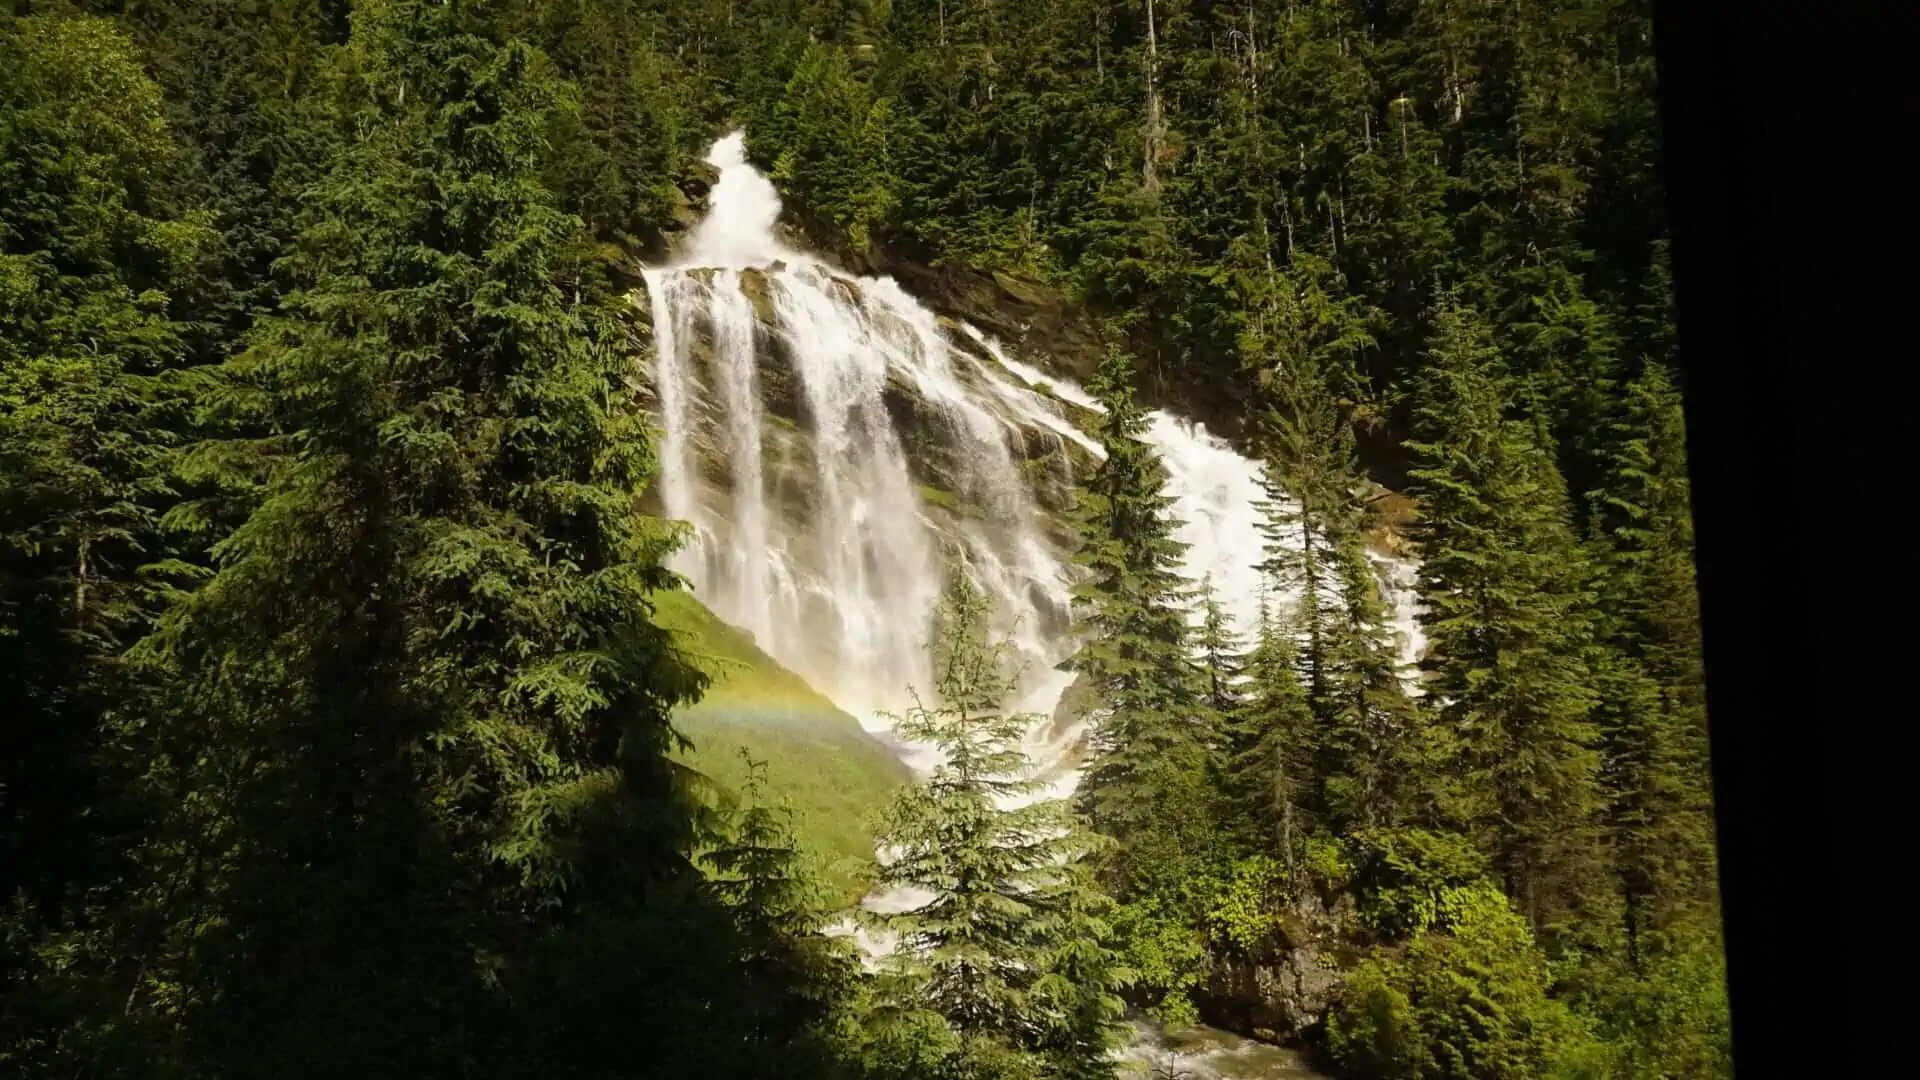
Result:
[708, 751, 860, 1076]
[1247, 311, 1425, 836]
[870, 575, 1122, 1080]
[1406, 304, 1606, 943]
[1, 13, 211, 1069]
[1067, 343, 1213, 896]
[1219, 598, 1318, 868]
[1193, 580, 1245, 718]
[122, 5, 718, 1072]
[1319, 527, 1430, 833]
[1587, 362, 1716, 957]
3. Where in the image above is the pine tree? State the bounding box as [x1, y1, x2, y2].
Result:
[1029, 856, 1133, 1080]
[1066, 343, 1213, 895]
[708, 752, 860, 1076]
[1244, 257, 1373, 719]
[1406, 304, 1606, 944]
[1193, 581, 1245, 718]
[870, 575, 1122, 1079]
[1319, 528, 1430, 833]
[2, 13, 211, 1068]
[122, 5, 714, 1071]
[1587, 361, 1716, 958]
[1246, 302, 1425, 836]
[1219, 598, 1318, 868]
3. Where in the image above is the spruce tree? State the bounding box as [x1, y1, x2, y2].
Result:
[1193, 581, 1245, 719]
[123, 4, 716, 1072]
[1066, 343, 1212, 896]
[708, 752, 859, 1077]
[1319, 527, 1430, 833]
[1, 13, 209, 1068]
[870, 575, 1123, 1080]
[1219, 599, 1318, 869]
[1587, 362, 1716, 957]
[1246, 311, 1426, 836]
[1406, 304, 1606, 944]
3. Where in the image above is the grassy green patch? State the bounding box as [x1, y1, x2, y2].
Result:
[651, 589, 910, 906]
[914, 483, 961, 512]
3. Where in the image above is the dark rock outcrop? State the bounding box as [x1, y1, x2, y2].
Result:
[1195, 890, 1360, 1044]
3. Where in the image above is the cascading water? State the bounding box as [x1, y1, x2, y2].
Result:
[637, 132, 1420, 1075]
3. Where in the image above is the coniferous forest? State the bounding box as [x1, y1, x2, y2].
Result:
[3, 2, 1725, 1079]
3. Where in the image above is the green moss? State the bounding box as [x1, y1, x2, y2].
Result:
[650, 589, 910, 906]
[914, 483, 960, 512]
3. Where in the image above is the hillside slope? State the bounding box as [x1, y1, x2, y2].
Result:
[651, 589, 910, 905]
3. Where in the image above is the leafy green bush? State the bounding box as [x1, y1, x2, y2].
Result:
[1201, 855, 1286, 954]
[1580, 926, 1733, 1080]
[1109, 897, 1207, 1029]
[1349, 828, 1489, 937]
[1305, 830, 1355, 893]
[1328, 885, 1610, 1080]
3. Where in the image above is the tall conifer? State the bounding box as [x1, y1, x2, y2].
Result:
[1406, 304, 1606, 942]
[125, 4, 714, 1071]
[870, 575, 1122, 1079]
[1066, 344, 1213, 894]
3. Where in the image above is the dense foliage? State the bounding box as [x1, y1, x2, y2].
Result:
[861, 577, 1127, 1079]
[5, 1, 1723, 1079]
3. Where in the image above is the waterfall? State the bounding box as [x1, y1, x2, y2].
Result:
[637, 131, 1424, 945]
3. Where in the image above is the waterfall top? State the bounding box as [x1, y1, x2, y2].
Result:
[683, 129, 793, 270]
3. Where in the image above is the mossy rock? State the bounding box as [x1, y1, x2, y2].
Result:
[915, 483, 961, 513]
[737, 267, 777, 326]
[990, 268, 1054, 308]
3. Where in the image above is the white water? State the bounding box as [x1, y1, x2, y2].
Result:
[638, 134, 1421, 1006]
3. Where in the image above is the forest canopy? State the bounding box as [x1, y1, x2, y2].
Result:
[4, 3, 1723, 1079]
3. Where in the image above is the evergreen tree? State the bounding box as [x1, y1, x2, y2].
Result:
[1319, 527, 1429, 833]
[1219, 598, 1317, 868]
[1192, 580, 1245, 718]
[708, 751, 861, 1077]
[518, 0, 690, 249]
[1246, 296, 1425, 836]
[97, 0, 349, 347]
[1405, 304, 1606, 944]
[117, 4, 724, 1072]
[1066, 343, 1212, 896]
[870, 575, 1123, 1080]
[1587, 362, 1715, 957]
[1, 12, 210, 1069]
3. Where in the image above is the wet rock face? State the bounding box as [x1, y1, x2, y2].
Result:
[887, 260, 1107, 382]
[629, 264, 1089, 567]
[1196, 891, 1358, 1044]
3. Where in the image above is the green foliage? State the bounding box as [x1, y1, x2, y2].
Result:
[1, 11, 210, 1069]
[1202, 855, 1287, 955]
[1407, 304, 1607, 942]
[1579, 927, 1732, 1080]
[1304, 831, 1355, 894]
[707, 751, 865, 1067]
[1, 1, 1722, 1075]
[1109, 896, 1206, 1030]
[1349, 829, 1491, 939]
[869, 574, 1125, 1079]
[1069, 344, 1216, 897]
[767, 42, 900, 255]
[525, 0, 690, 247]
[1329, 885, 1611, 1080]
[656, 587, 911, 904]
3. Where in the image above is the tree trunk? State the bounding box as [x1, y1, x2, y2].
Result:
[1143, 0, 1165, 193]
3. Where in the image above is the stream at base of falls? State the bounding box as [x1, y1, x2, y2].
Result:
[1119, 1020, 1329, 1080]
[645, 130, 1376, 1080]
